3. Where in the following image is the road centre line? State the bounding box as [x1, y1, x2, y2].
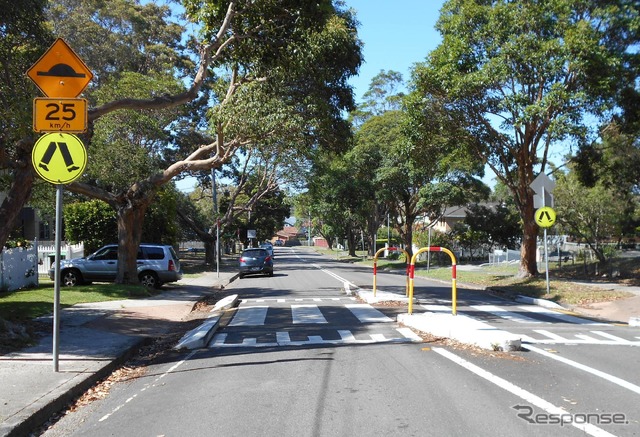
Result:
[292, 250, 358, 290]
[432, 348, 615, 437]
[524, 345, 640, 396]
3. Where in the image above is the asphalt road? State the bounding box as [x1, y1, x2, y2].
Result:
[42, 247, 640, 436]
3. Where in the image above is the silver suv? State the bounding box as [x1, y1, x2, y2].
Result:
[49, 244, 182, 288]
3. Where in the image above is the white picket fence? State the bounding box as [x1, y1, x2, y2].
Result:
[36, 242, 85, 276]
[0, 241, 84, 291]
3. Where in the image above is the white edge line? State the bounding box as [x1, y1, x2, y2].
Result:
[432, 347, 615, 437]
[99, 350, 197, 422]
[524, 345, 640, 395]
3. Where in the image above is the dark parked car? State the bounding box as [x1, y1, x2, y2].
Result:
[260, 242, 274, 258]
[49, 244, 182, 288]
[239, 248, 273, 278]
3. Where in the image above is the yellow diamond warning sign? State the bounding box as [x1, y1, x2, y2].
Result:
[26, 39, 93, 98]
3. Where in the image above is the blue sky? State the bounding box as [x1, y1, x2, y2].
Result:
[344, 0, 446, 103]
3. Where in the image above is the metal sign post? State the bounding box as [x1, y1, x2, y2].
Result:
[531, 173, 557, 297]
[53, 185, 63, 372]
[542, 187, 550, 296]
[27, 38, 92, 372]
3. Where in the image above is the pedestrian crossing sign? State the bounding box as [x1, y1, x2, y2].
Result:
[535, 206, 556, 228]
[32, 132, 87, 184]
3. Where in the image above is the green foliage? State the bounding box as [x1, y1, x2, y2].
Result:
[464, 203, 522, 249]
[89, 72, 186, 191]
[64, 200, 117, 254]
[352, 70, 405, 124]
[411, 0, 640, 274]
[0, 0, 51, 147]
[47, 0, 190, 90]
[555, 166, 630, 261]
[227, 187, 290, 244]
[141, 186, 180, 245]
[3, 239, 32, 250]
[63, 186, 180, 253]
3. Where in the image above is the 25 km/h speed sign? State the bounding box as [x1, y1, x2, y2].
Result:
[33, 98, 87, 133]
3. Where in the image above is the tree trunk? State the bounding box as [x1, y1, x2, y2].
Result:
[204, 237, 216, 265]
[115, 199, 150, 285]
[519, 198, 539, 278]
[347, 227, 357, 257]
[0, 141, 35, 251]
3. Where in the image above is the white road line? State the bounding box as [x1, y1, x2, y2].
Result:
[276, 332, 291, 344]
[338, 330, 356, 342]
[421, 304, 452, 313]
[312, 263, 358, 289]
[590, 331, 632, 344]
[533, 329, 568, 341]
[228, 306, 269, 326]
[470, 304, 544, 324]
[396, 327, 422, 341]
[291, 305, 327, 324]
[99, 350, 198, 423]
[346, 304, 394, 323]
[525, 345, 640, 395]
[520, 306, 607, 325]
[433, 348, 615, 437]
[211, 333, 227, 346]
[574, 334, 599, 342]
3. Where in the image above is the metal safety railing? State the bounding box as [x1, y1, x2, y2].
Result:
[408, 247, 457, 315]
[372, 246, 410, 297]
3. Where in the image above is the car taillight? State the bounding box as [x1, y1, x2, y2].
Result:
[168, 259, 176, 271]
[239, 257, 246, 263]
[265, 256, 271, 262]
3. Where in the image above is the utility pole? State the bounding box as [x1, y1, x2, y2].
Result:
[211, 168, 219, 278]
[308, 211, 311, 246]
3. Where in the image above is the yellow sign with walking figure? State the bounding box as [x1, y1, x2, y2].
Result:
[535, 206, 556, 228]
[32, 133, 87, 184]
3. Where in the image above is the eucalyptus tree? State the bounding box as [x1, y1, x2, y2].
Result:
[413, 0, 640, 277]
[178, 140, 297, 264]
[306, 150, 368, 256]
[355, 103, 487, 257]
[554, 165, 631, 264]
[8, 0, 362, 285]
[0, 0, 51, 248]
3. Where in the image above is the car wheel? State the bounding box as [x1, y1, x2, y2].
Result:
[61, 269, 82, 286]
[139, 271, 160, 289]
[268, 271, 274, 277]
[239, 273, 244, 279]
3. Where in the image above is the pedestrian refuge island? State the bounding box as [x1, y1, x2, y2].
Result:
[409, 247, 458, 316]
[372, 247, 410, 297]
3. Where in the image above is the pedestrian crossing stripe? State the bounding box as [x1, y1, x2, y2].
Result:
[228, 303, 393, 327]
[241, 297, 357, 303]
[291, 305, 327, 324]
[210, 328, 422, 348]
[214, 301, 638, 348]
